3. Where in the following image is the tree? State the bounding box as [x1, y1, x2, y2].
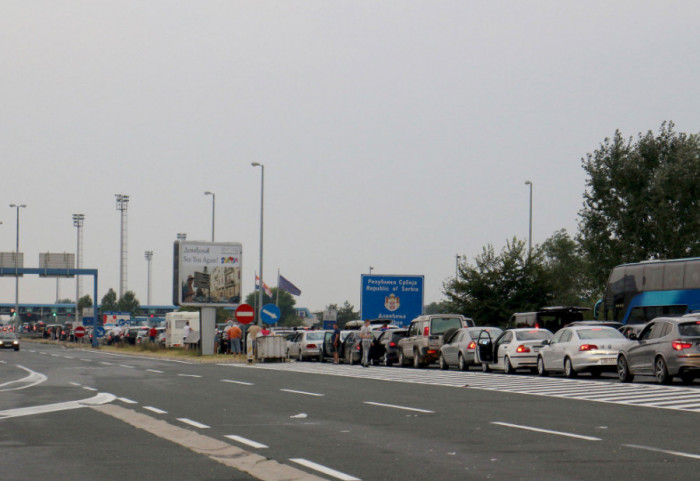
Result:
[117, 291, 141, 318]
[540, 229, 590, 305]
[56, 298, 73, 304]
[78, 295, 93, 311]
[424, 300, 450, 314]
[443, 238, 553, 326]
[100, 288, 118, 313]
[578, 122, 700, 289]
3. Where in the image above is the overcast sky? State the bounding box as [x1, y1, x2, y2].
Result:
[1, 1, 699, 313]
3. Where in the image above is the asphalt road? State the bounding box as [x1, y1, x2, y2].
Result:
[2, 342, 699, 481]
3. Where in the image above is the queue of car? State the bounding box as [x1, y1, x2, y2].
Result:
[282, 312, 700, 386]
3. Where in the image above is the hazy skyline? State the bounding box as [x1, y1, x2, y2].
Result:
[2, 1, 699, 313]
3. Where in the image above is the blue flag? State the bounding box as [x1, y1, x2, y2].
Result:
[278, 274, 302, 296]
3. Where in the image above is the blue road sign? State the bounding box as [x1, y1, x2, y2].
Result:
[360, 275, 424, 327]
[260, 303, 281, 325]
[95, 326, 106, 338]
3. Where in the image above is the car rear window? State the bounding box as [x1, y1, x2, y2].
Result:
[430, 317, 463, 335]
[515, 330, 552, 341]
[576, 328, 625, 340]
[678, 322, 700, 337]
[306, 332, 325, 341]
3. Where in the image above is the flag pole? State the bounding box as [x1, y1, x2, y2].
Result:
[253, 271, 258, 324]
[276, 269, 280, 307]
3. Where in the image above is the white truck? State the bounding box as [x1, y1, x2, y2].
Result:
[164, 311, 200, 348]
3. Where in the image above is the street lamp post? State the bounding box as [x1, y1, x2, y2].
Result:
[369, 266, 374, 275]
[525, 181, 533, 259]
[204, 191, 215, 242]
[144, 251, 153, 305]
[73, 214, 85, 319]
[251, 162, 264, 324]
[455, 254, 463, 279]
[9, 204, 26, 322]
[176, 233, 187, 242]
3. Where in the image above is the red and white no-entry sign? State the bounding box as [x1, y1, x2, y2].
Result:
[74, 326, 86, 338]
[234, 304, 255, 324]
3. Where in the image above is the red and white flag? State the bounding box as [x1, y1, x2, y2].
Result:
[255, 275, 273, 297]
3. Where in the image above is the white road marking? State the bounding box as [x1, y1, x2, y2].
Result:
[178, 374, 202, 378]
[80, 359, 92, 362]
[491, 421, 601, 441]
[289, 458, 360, 481]
[624, 444, 700, 460]
[280, 388, 324, 397]
[64, 356, 74, 359]
[100, 361, 114, 365]
[0, 392, 116, 419]
[0, 365, 48, 392]
[364, 401, 434, 414]
[69, 382, 81, 387]
[222, 379, 254, 386]
[118, 397, 138, 404]
[177, 418, 210, 429]
[224, 434, 268, 449]
[120, 364, 135, 369]
[144, 406, 167, 414]
[82, 386, 98, 392]
[146, 369, 163, 374]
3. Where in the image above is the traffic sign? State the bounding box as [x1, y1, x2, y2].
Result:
[74, 326, 86, 338]
[260, 303, 281, 325]
[95, 326, 105, 338]
[235, 304, 255, 324]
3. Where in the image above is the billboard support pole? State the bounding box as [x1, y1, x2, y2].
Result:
[200, 306, 216, 355]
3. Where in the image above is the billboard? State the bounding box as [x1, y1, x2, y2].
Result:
[360, 275, 424, 327]
[173, 241, 242, 307]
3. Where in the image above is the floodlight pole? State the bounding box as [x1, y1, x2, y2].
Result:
[73, 214, 85, 319]
[525, 181, 533, 259]
[252, 162, 264, 324]
[144, 250, 153, 305]
[9, 204, 26, 322]
[204, 191, 215, 242]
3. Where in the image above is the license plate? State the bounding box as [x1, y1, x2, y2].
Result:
[600, 358, 616, 365]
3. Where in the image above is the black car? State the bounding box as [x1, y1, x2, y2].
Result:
[374, 329, 408, 366]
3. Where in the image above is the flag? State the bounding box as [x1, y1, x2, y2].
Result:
[278, 274, 302, 296]
[255, 275, 273, 297]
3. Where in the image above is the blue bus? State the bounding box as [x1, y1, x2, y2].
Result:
[602, 258, 700, 325]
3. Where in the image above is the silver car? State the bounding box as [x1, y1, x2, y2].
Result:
[439, 327, 502, 371]
[287, 330, 326, 362]
[617, 315, 700, 384]
[536, 325, 629, 378]
[476, 328, 553, 374]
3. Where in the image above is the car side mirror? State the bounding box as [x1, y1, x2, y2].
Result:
[541, 340, 550, 346]
[628, 333, 638, 341]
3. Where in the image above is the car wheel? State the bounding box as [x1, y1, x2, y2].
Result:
[617, 355, 634, 383]
[413, 349, 423, 369]
[564, 357, 577, 378]
[382, 353, 392, 367]
[482, 362, 491, 373]
[503, 356, 513, 375]
[15, 347, 20, 352]
[680, 371, 695, 385]
[458, 354, 468, 371]
[537, 356, 548, 377]
[398, 349, 408, 367]
[298, 352, 304, 362]
[655, 356, 672, 385]
[349, 352, 354, 365]
[439, 354, 449, 370]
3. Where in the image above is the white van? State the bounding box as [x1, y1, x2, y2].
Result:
[165, 311, 199, 348]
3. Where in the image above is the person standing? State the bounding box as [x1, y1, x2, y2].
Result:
[148, 325, 158, 344]
[227, 323, 242, 354]
[183, 321, 192, 351]
[246, 323, 262, 361]
[331, 323, 341, 364]
[360, 319, 373, 368]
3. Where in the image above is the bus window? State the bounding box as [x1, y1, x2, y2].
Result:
[608, 267, 626, 295]
[626, 265, 644, 292]
[644, 264, 664, 291]
[664, 262, 685, 290]
[684, 260, 700, 289]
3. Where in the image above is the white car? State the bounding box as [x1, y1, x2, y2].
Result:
[537, 325, 629, 377]
[476, 328, 553, 374]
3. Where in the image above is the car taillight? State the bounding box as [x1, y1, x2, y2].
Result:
[579, 344, 598, 351]
[306, 343, 317, 349]
[355, 344, 361, 350]
[467, 341, 476, 350]
[423, 327, 429, 336]
[672, 340, 693, 351]
[389, 341, 397, 348]
[516, 345, 530, 353]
